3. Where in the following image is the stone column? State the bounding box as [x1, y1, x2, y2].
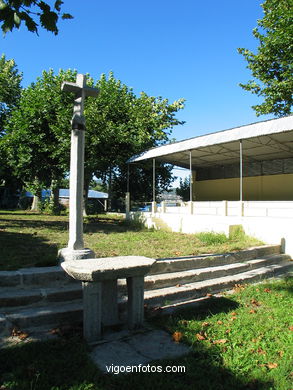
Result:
[68, 127, 85, 250]
[58, 74, 98, 262]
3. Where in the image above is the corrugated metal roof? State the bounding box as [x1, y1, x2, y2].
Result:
[25, 189, 108, 199]
[129, 115, 293, 169]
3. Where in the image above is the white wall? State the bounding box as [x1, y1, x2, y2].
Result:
[132, 201, 293, 256]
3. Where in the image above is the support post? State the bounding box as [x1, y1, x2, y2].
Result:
[126, 276, 145, 329]
[153, 158, 156, 203]
[222, 200, 228, 216]
[240, 140, 243, 203]
[101, 279, 119, 326]
[239, 140, 244, 216]
[125, 192, 130, 219]
[82, 281, 102, 342]
[125, 164, 130, 219]
[152, 158, 157, 215]
[189, 150, 193, 202]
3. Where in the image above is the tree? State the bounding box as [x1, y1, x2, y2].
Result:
[3, 70, 185, 213]
[238, 0, 293, 116]
[0, 54, 22, 134]
[176, 177, 190, 201]
[0, 0, 73, 35]
[83, 72, 185, 210]
[0, 54, 22, 207]
[4, 68, 75, 211]
[111, 162, 175, 209]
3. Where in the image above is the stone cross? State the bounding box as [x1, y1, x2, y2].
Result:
[59, 74, 99, 262]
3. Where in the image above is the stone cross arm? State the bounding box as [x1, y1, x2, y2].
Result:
[61, 74, 99, 98]
[61, 81, 99, 98]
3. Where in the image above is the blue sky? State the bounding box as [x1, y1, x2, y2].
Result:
[1, 0, 272, 144]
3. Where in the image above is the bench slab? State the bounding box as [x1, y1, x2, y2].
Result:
[61, 256, 156, 281]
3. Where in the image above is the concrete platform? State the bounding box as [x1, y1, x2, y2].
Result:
[90, 328, 190, 373]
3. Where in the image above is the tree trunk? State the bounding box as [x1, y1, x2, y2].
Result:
[31, 188, 42, 212]
[50, 179, 60, 215]
[107, 167, 112, 211]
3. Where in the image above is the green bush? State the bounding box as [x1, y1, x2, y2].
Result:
[196, 232, 228, 245]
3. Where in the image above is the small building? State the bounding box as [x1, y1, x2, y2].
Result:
[25, 189, 108, 212]
[128, 115, 293, 255]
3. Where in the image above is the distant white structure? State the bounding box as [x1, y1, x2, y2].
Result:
[128, 115, 293, 256]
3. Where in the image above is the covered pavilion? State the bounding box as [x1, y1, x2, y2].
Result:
[127, 115, 293, 255]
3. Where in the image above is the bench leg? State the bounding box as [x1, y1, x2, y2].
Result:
[126, 276, 144, 329]
[82, 281, 102, 342]
[102, 279, 119, 326]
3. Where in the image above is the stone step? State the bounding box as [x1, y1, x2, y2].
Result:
[144, 262, 293, 306]
[0, 284, 82, 308]
[0, 254, 289, 309]
[3, 301, 82, 331]
[1, 261, 291, 334]
[0, 266, 74, 288]
[0, 245, 282, 287]
[144, 254, 290, 290]
[150, 245, 282, 275]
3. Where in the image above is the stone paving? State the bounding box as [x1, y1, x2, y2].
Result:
[90, 328, 190, 372]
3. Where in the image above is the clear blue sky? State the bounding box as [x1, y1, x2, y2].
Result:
[1, 0, 272, 144]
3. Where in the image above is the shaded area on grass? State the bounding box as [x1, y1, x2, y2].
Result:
[1, 279, 291, 389]
[152, 278, 293, 390]
[0, 211, 264, 270]
[0, 336, 272, 390]
[0, 215, 145, 234]
[0, 230, 58, 270]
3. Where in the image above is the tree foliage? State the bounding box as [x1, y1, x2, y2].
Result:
[0, 54, 22, 194]
[0, 54, 22, 133]
[84, 73, 185, 198]
[111, 162, 175, 205]
[3, 68, 185, 210]
[238, 0, 293, 116]
[3, 69, 74, 195]
[0, 0, 73, 35]
[176, 177, 190, 201]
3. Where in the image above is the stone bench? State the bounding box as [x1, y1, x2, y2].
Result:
[61, 256, 156, 343]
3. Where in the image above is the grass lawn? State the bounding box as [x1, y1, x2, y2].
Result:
[0, 210, 263, 271]
[0, 278, 292, 390]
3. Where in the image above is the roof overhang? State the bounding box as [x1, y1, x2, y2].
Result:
[128, 116, 293, 169]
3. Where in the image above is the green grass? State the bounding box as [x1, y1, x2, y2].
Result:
[0, 210, 263, 270]
[0, 278, 292, 389]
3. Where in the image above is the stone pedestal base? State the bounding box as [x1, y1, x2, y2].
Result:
[61, 256, 156, 343]
[58, 247, 96, 262]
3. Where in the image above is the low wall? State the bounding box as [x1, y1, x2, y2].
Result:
[130, 200, 293, 257]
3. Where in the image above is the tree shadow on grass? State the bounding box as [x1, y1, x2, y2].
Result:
[0, 230, 58, 270]
[0, 300, 275, 390]
[167, 296, 240, 321]
[260, 277, 293, 294]
[0, 217, 69, 232]
[0, 216, 144, 235]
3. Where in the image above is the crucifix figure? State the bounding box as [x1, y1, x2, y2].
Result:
[59, 74, 99, 261]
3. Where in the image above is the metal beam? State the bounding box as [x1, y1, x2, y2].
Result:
[189, 151, 193, 202]
[153, 158, 156, 202]
[240, 140, 243, 202]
